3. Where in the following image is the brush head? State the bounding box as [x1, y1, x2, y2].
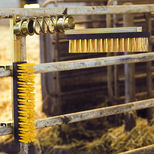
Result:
[65, 27, 150, 53]
[13, 63, 36, 143]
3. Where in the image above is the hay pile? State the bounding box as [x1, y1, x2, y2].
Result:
[37, 118, 154, 154]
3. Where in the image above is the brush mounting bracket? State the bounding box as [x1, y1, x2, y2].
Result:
[14, 15, 75, 36]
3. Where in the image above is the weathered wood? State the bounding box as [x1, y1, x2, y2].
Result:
[65, 27, 142, 34]
[10, 18, 29, 154]
[19, 143, 28, 154]
[106, 0, 113, 98]
[41, 0, 106, 7]
[19, 0, 25, 8]
[120, 144, 154, 154]
[113, 0, 119, 98]
[40, 0, 154, 7]
[145, 13, 153, 123]
[34, 53, 154, 73]
[40, 33, 63, 116]
[114, 53, 119, 97]
[123, 3, 136, 131]
[36, 98, 154, 128]
[2, 53, 154, 77]
[0, 67, 11, 77]
[1, 5, 154, 18]
[1, 98, 154, 136]
[0, 127, 13, 136]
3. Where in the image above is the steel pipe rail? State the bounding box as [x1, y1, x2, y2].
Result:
[0, 4, 154, 18]
[1, 98, 154, 136]
[34, 52, 154, 73]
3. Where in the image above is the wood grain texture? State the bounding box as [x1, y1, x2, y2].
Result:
[1, 98, 154, 136]
[1, 5, 154, 18]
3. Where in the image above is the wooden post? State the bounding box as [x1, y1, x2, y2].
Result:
[20, 0, 25, 8]
[106, 0, 113, 98]
[10, 16, 29, 154]
[40, 0, 62, 116]
[123, 3, 136, 131]
[145, 13, 153, 124]
[113, 0, 119, 98]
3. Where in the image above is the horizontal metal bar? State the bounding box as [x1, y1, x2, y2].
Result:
[1, 4, 154, 18]
[1, 98, 154, 136]
[120, 144, 154, 154]
[65, 27, 142, 35]
[34, 53, 154, 73]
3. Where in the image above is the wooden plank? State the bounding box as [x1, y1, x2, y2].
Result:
[106, 1, 113, 98]
[40, 0, 154, 3]
[10, 17, 29, 154]
[120, 144, 154, 154]
[145, 13, 153, 123]
[123, 4, 136, 131]
[0, 67, 11, 77]
[1, 98, 154, 136]
[2, 53, 154, 77]
[1, 5, 154, 18]
[40, 0, 154, 7]
[34, 53, 154, 73]
[65, 27, 142, 35]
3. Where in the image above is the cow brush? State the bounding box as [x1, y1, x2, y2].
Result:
[65, 27, 150, 53]
[13, 63, 36, 143]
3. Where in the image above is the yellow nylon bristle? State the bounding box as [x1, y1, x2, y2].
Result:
[84, 39, 87, 53]
[68, 37, 149, 53]
[17, 63, 36, 143]
[69, 40, 72, 53]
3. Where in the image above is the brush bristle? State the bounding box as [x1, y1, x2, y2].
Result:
[17, 63, 35, 143]
[68, 37, 149, 53]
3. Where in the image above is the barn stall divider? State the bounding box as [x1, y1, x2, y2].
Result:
[0, 4, 154, 154]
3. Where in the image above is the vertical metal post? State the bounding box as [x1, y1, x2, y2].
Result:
[123, 3, 136, 131]
[10, 16, 28, 154]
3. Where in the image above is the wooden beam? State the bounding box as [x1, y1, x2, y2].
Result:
[0, 67, 11, 77]
[120, 144, 154, 154]
[2, 53, 154, 77]
[1, 98, 154, 136]
[34, 53, 154, 74]
[1, 5, 154, 18]
[123, 3, 136, 131]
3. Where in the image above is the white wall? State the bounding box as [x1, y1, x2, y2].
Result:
[0, 0, 19, 8]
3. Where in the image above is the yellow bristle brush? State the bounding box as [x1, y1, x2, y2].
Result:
[65, 27, 150, 53]
[13, 63, 35, 143]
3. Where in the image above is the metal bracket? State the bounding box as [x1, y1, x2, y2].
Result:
[14, 15, 75, 36]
